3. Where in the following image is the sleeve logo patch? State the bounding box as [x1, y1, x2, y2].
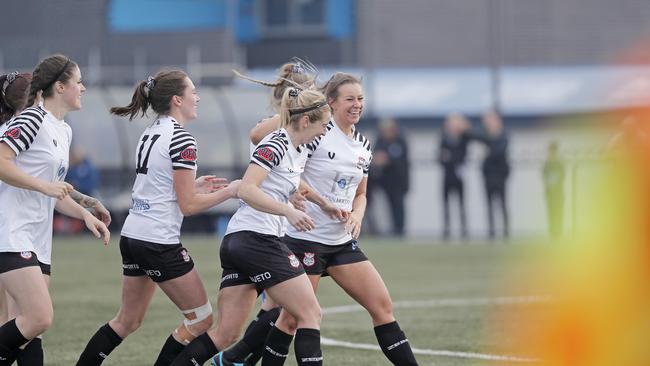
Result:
[181, 147, 197, 161]
[256, 147, 275, 162]
[4, 127, 21, 139]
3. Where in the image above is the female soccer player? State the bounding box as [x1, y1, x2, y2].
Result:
[221, 73, 419, 366]
[170, 87, 341, 366]
[76, 69, 239, 366]
[218, 60, 319, 366]
[0, 69, 112, 365]
[0, 54, 110, 363]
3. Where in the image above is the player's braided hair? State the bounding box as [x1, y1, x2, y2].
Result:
[233, 57, 318, 111]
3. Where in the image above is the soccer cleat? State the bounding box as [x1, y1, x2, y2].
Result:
[210, 352, 244, 366]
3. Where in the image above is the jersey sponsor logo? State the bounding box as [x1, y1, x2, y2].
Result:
[256, 147, 275, 162]
[302, 252, 315, 267]
[122, 263, 140, 270]
[20, 251, 32, 259]
[181, 147, 197, 161]
[180, 249, 191, 262]
[53, 139, 57, 147]
[337, 178, 348, 189]
[288, 254, 300, 268]
[4, 127, 20, 139]
[250, 271, 271, 283]
[145, 269, 162, 277]
[222, 273, 239, 281]
[132, 198, 151, 211]
[328, 151, 336, 159]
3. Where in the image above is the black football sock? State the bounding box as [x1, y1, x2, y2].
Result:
[76, 323, 123, 366]
[374, 321, 418, 365]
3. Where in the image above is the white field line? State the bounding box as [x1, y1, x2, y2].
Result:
[321, 337, 538, 363]
[321, 295, 548, 363]
[322, 295, 551, 315]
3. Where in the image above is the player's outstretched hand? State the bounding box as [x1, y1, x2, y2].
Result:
[83, 212, 110, 245]
[195, 175, 229, 194]
[42, 181, 74, 200]
[345, 213, 362, 239]
[289, 189, 308, 212]
[286, 207, 315, 232]
[90, 201, 112, 227]
[320, 201, 347, 221]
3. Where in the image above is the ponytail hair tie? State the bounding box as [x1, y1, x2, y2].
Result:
[1, 71, 19, 97]
[144, 75, 156, 98]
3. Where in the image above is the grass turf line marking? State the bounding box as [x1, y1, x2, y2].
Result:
[322, 295, 550, 315]
[321, 337, 538, 362]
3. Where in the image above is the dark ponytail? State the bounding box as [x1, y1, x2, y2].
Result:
[0, 72, 32, 125]
[109, 80, 150, 120]
[110, 70, 188, 121]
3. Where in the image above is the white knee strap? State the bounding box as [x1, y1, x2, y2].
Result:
[182, 301, 213, 327]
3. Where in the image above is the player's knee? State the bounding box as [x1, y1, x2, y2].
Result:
[175, 302, 213, 344]
[113, 313, 144, 335]
[278, 314, 298, 333]
[368, 296, 394, 322]
[187, 314, 213, 335]
[30, 309, 53, 335]
[294, 302, 321, 325]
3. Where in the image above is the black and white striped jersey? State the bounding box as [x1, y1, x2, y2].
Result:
[0, 105, 71, 264]
[226, 128, 308, 237]
[121, 116, 197, 244]
[287, 120, 372, 245]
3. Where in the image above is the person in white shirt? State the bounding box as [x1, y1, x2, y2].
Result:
[0, 54, 110, 364]
[76, 70, 240, 366]
[225, 73, 418, 366]
[0, 69, 112, 365]
[171, 87, 341, 366]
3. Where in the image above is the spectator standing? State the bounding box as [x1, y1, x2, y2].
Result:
[372, 118, 410, 237]
[438, 113, 471, 239]
[479, 110, 510, 239]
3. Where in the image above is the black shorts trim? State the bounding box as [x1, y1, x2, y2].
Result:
[0, 251, 40, 274]
[120, 236, 194, 283]
[39, 262, 51, 276]
[282, 236, 368, 276]
[219, 231, 305, 292]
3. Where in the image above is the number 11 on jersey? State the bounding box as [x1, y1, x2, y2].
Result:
[136, 134, 161, 174]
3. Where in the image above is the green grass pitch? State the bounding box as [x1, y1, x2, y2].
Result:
[42, 235, 542, 365]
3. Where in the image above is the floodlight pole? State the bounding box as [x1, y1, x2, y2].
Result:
[488, 0, 503, 113]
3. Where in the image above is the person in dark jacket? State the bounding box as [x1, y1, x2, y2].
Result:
[373, 118, 410, 236]
[438, 113, 471, 239]
[479, 110, 510, 239]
